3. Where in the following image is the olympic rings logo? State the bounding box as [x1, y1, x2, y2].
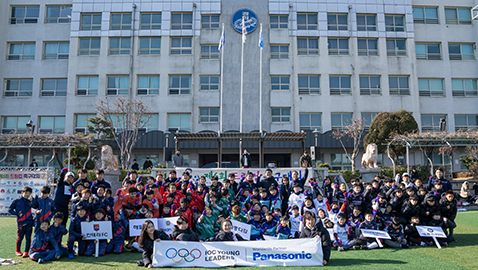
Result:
[165, 248, 202, 263]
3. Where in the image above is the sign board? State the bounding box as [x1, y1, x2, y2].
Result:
[416, 226, 447, 238]
[232, 9, 258, 34]
[230, 220, 251, 241]
[81, 221, 112, 240]
[360, 229, 391, 239]
[129, 218, 159, 237]
[157, 217, 179, 236]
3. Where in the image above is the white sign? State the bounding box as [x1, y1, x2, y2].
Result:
[129, 219, 159, 237]
[81, 221, 112, 240]
[152, 238, 323, 268]
[0, 171, 49, 213]
[416, 226, 447, 238]
[360, 229, 391, 239]
[230, 220, 251, 241]
[157, 217, 179, 236]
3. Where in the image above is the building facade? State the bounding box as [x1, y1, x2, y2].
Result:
[1, 0, 477, 171]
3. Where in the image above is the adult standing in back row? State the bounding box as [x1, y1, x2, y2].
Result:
[299, 151, 312, 168]
[173, 149, 184, 168]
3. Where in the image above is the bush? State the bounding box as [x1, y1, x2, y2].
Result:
[380, 165, 430, 181]
[328, 169, 360, 182]
[318, 163, 331, 170]
[460, 155, 478, 169]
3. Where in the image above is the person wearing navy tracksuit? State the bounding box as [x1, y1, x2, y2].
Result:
[48, 213, 69, 257]
[29, 216, 61, 263]
[85, 209, 108, 256]
[31, 186, 56, 222]
[53, 168, 75, 226]
[68, 205, 88, 258]
[8, 186, 34, 257]
[106, 209, 129, 254]
[91, 169, 112, 195]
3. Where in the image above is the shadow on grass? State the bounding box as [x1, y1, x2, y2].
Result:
[452, 234, 478, 248]
[328, 258, 407, 266]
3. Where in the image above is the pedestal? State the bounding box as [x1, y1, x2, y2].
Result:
[359, 169, 381, 183]
[104, 170, 122, 192]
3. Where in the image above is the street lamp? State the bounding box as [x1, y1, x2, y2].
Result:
[26, 120, 35, 134]
[164, 130, 171, 166]
[312, 128, 320, 165]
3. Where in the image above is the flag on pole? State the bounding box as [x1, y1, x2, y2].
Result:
[258, 24, 263, 49]
[242, 16, 247, 43]
[218, 24, 225, 51]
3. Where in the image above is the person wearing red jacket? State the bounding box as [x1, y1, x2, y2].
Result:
[113, 181, 132, 218]
[175, 198, 193, 227]
[142, 190, 160, 218]
[163, 183, 184, 208]
[123, 187, 142, 206]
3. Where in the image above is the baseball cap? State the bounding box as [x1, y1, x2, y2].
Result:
[65, 172, 75, 178]
[402, 173, 409, 177]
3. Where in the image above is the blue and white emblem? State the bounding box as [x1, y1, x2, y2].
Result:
[232, 9, 258, 34]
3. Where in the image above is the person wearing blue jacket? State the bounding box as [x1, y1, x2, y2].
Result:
[9, 186, 34, 257]
[48, 212, 68, 256]
[53, 168, 75, 226]
[106, 209, 129, 254]
[31, 186, 56, 222]
[91, 170, 112, 194]
[427, 167, 452, 192]
[85, 209, 108, 256]
[29, 214, 61, 263]
[68, 205, 89, 258]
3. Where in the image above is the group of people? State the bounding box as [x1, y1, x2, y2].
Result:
[8, 166, 462, 267]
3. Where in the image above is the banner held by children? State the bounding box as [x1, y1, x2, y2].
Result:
[229, 220, 251, 241]
[152, 238, 323, 268]
[81, 221, 113, 240]
[416, 226, 447, 249]
[157, 216, 179, 236]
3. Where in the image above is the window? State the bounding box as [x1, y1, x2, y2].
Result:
[141, 114, 159, 131]
[330, 76, 351, 95]
[80, 13, 102, 30]
[200, 76, 220, 91]
[201, 15, 220, 29]
[140, 13, 161, 29]
[2, 116, 30, 134]
[79, 38, 100, 55]
[297, 37, 319, 56]
[46, 5, 72, 23]
[299, 113, 322, 131]
[445, 7, 472, 25]
[171, 13, 193, 29]
[200, 45, 219, 59]
[328, 38, 349, 55]
[362, 112, 378, 127]
[8, 43, 35, 60]
[43, 42, 69, 60]
[358, 38, 378, 56]
[39, 116, 65, 134]
[416, 43, 441, 60]
[385, 15, 405, 32]
[418, 79, 444, 97]
[4, 79, 33, 97]
[386, 39, 407, 56]
[412, 7, 438, 24]
[109, 38, 131, 55]
[199, 108, 219, 123]
[77, 76, 98, 96]
[389, 76, 410, 96]
[270, 44, 289, 59]
[298, 75, 320, 95]
[168, 114, 190, 131]
[448, 43, 474, 60]
[107, 76, 129, 96]
[271, 108, 291, 123]
[75, 114, 96, 134]
[331, 153, 352, 170]
[139, 37, 161, 55]
[421, 114, 446, 132]
[327, 14, 348, 30]
[169, 75, 191, 95]
[331, 113, 352, 130]
[110, 13, 132, 30]
[297, 13, 318, 30]
[171, 37, 192, 55]
[137, 75, 159, 95]
[270, 15, 288, 29]
[41, 78, 67, 97]
[360, 76, 381, 95]
[10, 6, 39, 24]
[271, 76, 290, 91]
[356, 14, 377, 31]
[136, 155, 159, 169]
[452, 79, 478, 97]
[455, 115, 478, 132]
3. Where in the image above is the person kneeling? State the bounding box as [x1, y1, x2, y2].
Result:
[30, 215, 61, 263]
[137, 220, 170, 268]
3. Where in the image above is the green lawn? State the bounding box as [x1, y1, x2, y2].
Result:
[1, 211, 477, 269]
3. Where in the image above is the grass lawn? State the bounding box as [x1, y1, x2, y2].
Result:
[0, 211, 477, 270]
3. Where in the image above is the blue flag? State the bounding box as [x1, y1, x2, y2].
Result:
[258, 24, 263, 49]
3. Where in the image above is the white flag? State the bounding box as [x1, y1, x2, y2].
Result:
[242, 16, 247, 43]
[218, 24, 225, 51]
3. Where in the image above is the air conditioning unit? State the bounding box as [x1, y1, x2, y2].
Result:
[77, 89, 87, 95]
[138, 128, 147, 134]
[168, 128, 179, 133]
[1, 128, 15, 134]
[168, 88, 180, 95]
[39, 128, 53, 134]
[58, 53, 69, 59]
[41, 90, 55, 97]
[137, 88, 148, 95]
[24, 18, 38, 24]
[4, 91, 19, 97]
[8, 54, 21, 60]
[58, 17, 71, 23]
[107, 89, 118, 96]
[75, 127, 86, 134]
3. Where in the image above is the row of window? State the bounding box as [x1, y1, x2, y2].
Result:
[3, 113, 476, 135]
[4, 76, 477, 98]
[10, 5, 71, 24]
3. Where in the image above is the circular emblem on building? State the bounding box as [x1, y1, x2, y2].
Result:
[232, 9, 258, 34]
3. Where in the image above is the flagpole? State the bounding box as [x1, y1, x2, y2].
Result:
[219, 23, 224, 133]
[259, 24, 263, 133]
[240, 16, 245, 164]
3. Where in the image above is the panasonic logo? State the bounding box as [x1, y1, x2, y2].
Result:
[253, 251, 312, 261]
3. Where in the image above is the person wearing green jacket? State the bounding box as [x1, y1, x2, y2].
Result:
[228, 205, 248, 223]
[196, 205, 220, 240]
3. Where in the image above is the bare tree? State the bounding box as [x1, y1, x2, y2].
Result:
[96, 98, 151, 170]
[332, 118, 366, 170]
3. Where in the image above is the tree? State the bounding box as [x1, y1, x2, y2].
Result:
[364, 110, 418, 162]
[96, 98, 151, 170]
[332, 118, 366, 170]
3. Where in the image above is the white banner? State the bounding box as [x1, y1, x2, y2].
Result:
[229, 220, 251, 241]
[158, 217, 179, 236]
[0, 171, 49, 213]
[152, 238, 323, 268]
[129, 218, 159, 237]
[416, 226, 447, 238]
[81, 221, 112, 240]
[360, 229, 391, 239]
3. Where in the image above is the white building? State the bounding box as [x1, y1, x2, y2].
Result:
[1, 0, 477, 172]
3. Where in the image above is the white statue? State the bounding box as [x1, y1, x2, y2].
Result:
[361, 143, 379, 169]
[101, 145, 119, 171]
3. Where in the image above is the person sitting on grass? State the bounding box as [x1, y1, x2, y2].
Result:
[333, 213, 357, 251]
[172, 216, 203, 242]
[383, 217, 409, 249]
[137, 220, 170, 268]
[85, 209, 108, 256]
[29, 215, 61, 264]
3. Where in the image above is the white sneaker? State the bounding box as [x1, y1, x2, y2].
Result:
[337, 247, 344, 252]
[463, 202, 470, 206]
[368, 242, 379, 249]
[420, 242, 427, 247]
